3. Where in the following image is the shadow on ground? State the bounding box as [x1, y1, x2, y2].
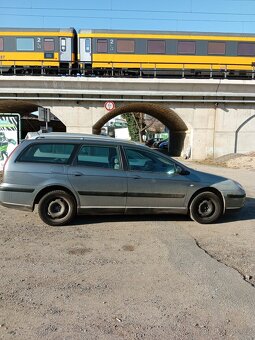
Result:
[67, 197, 255, 227]
[219, 197, 255, 223]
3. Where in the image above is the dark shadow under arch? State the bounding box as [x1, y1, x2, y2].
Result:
[0, 100, 66, 138]
[93, 103, 188, 156]
[0, 99, 38, 114]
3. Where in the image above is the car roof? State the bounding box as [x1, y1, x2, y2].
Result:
[28, 132, 110, 140]
[24, 132, 138, 146]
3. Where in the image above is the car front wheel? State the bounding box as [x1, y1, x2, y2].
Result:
[190, 191, 223, 224]
[38, 190, 76, 226]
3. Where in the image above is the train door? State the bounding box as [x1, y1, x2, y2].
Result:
[79, 38, 92, 63]
[59, 37, 72, 61]
[79, 38, 92, 74]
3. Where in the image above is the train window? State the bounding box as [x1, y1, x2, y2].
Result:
[0, 38, 3, 51]
[117, 40, 135, 53]
[147, 40, 166, 54]
[97, 39, 108, 53]
[44, 38, 55, 51]
[238, 42, 255, 56]
[16, 38, 34, 51]
[177, 41, 196, 54]
[61, 38, 66, 52]
[208, 42, 225, 55]
[85, 39, 91, 52]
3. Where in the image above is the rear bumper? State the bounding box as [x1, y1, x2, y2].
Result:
[0, 184, 34, 212]
[0, 200, 32, 211]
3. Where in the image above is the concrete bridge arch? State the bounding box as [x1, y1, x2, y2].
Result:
[1, 76, 255, 159]
[93, 103, 190, 156]
[0, 99, 191, 157]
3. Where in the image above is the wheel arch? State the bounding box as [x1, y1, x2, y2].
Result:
[33, 185, 79, 210]
[188, 187, 225, 213]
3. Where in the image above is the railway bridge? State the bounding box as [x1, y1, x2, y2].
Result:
[0, 76, 255, 160]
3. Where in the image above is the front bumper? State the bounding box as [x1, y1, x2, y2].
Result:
[225, 193, 246, 210]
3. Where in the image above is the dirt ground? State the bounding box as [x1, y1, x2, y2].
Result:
[0, 160, 254, 339]
[196, 152, 255, 171]
[182, 157, 255, 288]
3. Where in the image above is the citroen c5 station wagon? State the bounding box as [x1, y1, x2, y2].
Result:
[0, 134, 246, 226]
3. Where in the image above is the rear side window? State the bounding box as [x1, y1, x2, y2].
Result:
[18, 143, 75, 164]
[76, 145, 120, 169]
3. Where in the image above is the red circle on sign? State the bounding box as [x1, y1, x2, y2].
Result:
[104, 101, 115, 111]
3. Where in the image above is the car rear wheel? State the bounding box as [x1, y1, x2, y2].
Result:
[190, 191, 223, 224]
[38, 190, 76, 226]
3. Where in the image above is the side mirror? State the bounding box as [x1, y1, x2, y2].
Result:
[176, 165, 190, 176]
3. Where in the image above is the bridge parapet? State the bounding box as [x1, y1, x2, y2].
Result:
[0, 76, 255, 103]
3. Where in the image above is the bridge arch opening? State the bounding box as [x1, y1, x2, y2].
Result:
[0, 100, 66, 138]
[93, 103, 189, 156]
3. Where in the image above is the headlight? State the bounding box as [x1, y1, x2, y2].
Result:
[232, 180, 244, 191]
[213, 179, 245, 192]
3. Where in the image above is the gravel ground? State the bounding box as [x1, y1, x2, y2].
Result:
[0, 163, 254, 339]
[196, 152, 255, 171]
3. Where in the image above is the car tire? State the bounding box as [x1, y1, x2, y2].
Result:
[190, 191, 223, 224]
[38, 190, 76, 226]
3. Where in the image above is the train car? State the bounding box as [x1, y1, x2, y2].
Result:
[0, 28, 76, 74]
[78, 29, 255, 78]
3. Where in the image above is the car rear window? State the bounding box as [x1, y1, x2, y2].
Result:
[18, 143, 75, 164]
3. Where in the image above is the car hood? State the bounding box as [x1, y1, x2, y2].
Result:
[180, 166, 245, 193]
[186, 167, 229, 185]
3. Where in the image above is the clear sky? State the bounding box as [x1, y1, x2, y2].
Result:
[0, 0, 255, 34]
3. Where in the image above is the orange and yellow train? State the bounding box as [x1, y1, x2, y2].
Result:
[1, 27, 255, 78]
[0, 27, 76, 74]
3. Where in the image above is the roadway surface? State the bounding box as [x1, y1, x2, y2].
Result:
[0, 163, 254, 339]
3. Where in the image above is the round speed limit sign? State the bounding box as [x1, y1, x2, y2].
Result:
[104, 101, 115, 111]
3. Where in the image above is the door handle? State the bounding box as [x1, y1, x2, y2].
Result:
[133, 176, 141, 179]
[71, 172, 83, 176]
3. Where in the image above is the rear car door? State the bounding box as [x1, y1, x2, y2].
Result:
[68, 143, 127, 213]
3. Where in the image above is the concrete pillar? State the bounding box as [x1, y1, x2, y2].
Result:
[45, 104, 97, 134]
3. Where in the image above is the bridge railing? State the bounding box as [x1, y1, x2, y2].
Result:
[0, 59, 255, 79]
[0, 60, 73, 76]
[84, 61, 255, 79]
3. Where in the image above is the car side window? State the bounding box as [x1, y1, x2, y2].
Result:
[124, 147, 176, 174]
[76, 145, 121, 170]
[18, 143, 75, 164]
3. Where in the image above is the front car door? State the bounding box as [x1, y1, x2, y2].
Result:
[68, 143, 127, 214]
[123, 147, 191, 214]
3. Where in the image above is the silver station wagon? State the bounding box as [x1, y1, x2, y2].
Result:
[0, 134, 245, 226]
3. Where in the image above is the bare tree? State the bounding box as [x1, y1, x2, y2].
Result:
[122, 113, 165, 142]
